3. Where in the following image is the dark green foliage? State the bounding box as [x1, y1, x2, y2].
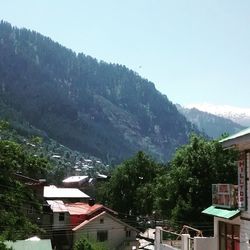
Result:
[0, 118, 110, 184]
[98, 151, 165, 216]
[0, 20, 198, 163]
[154, 134, 238, 225]
[0, 138, 51, 240]
[73, 237, 107, 250]
[97, 136, 238, 230]
[73, 238, 92, 250]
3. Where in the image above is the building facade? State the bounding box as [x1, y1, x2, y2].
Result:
[203, 128, 250, 250]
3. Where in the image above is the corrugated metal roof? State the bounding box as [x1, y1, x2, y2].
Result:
[5, 240, 52, 250]
[47, 200, 68, 212]
[65, 202, 103, 215]
[62, 176, 88, 183]
[202, 205, 240, 219]
[220, 127, 250, 143]
[43, 185, 89, 198]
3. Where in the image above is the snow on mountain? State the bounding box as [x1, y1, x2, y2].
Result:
[185, 103, 250, 127]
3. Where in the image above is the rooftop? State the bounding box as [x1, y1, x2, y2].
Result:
[47, 200, 68, 213]
[62, 176, 89, 183]
[5, 239, 52, 250]
[43, 185, 89, 199]
[220, 127, 250, 143]
[220, 127, 250, 150]
[64, 202, 103, 215]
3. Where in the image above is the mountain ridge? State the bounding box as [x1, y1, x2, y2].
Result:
[186, 103, 250, 127]
[0, 21, 198, 163]
[177, 104, 245, 138]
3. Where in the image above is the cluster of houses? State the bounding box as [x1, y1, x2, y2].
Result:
[12, 176, 140, 250]
[8, 127, 250, 250]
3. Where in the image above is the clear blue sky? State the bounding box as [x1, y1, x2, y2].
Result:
[1, 0, 250, 108]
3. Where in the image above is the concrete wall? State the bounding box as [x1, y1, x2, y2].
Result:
[73, 213, 138, 250]
[239, 217, 250, 250]
[154, 227, 189, 250]
[194, 237, 216, 250]
[159, 245, 177, 250]
[240, 151, 250, 250]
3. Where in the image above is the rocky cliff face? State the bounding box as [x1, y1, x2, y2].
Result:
[0, 21, 198, 163]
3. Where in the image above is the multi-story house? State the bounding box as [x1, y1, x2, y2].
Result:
[203, 128, 250, 250]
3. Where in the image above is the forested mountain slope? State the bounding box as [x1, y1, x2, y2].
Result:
[0, 21, 198, 163]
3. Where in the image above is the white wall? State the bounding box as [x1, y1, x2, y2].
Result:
[239, 218, 250, 250]
[194, 237, 216, 250]
[73, 213, 138, 249]
[154, 227, 188, 250]
[53, 212, 70, 229]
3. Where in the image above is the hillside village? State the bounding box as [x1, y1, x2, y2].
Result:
[1, 125, 250, 250]
[0, 14, 249, 250]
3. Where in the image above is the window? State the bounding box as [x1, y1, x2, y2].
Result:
[59, 212, 65, 221]
[97, 230, 108, 242]
[100, 218, 104, 224]
[126, 230, 131, 238]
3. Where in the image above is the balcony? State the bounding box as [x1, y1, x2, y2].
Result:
[212, 184, 238, 209]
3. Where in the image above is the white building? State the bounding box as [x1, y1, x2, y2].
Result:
[72, 211, 139, 250]
[62, 176, 89, 187]
[46, 200, 70, 230]
[202, 128, 250, 250]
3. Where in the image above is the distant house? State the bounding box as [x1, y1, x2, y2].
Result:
[43, 185, 90, 202]
[72, 211, 139, 250]
[96, 172, 109, 181]
[52, 154, 61, 159]
[62, 175, 89, 188]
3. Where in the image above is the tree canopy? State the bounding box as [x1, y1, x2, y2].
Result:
[98, 135, 238, 230]
[98, 151, 165, 217]
[73, 237, 107, 250]
[0, 138, 51, 242]
[154, 134, 238, 225]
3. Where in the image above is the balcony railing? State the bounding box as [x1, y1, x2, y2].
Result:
[212, 184, 238, 209]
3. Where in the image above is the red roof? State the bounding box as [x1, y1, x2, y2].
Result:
[64, 202, 103, 215]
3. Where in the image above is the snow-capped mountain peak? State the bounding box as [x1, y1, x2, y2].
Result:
[185, 103, 250, 127]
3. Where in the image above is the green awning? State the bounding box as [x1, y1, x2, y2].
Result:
[202, 206, 240, 219]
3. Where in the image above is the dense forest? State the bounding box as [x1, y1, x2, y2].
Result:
[0, 21, 198, 163]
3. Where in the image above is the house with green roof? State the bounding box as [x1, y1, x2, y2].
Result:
[4, 238, 52, 250]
